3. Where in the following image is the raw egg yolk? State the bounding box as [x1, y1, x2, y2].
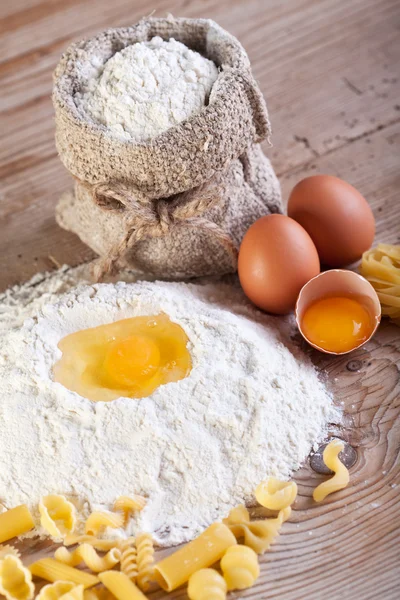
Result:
[301, 296, 373, 353]
[53, 314, 191, 402]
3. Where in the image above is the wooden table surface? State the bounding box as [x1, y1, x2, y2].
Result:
[1, 0, 399, 599]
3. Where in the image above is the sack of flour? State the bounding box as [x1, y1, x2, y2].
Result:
[53, 16, 282, 279]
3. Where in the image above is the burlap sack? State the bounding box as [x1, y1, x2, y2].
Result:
[53, 16, 282, 279]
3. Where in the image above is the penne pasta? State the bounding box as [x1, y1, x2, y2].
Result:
[99, 571, 147, 600]
[29, 559, 98, 589]
[54, 545, 121, 573]
[85, 512, 124, 536]
[0, 505, 35, 544]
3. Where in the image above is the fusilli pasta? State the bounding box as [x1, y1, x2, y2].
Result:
[220, 545, 259, 590]
[136, 533, 155, 591]
[313, 439, 350, 502]
[120, 538, 138, 581]
[187, 569, 227, 600]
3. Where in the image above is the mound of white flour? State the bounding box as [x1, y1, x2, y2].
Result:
[0, 268, 338, 546]
[74, 37, 218, 141]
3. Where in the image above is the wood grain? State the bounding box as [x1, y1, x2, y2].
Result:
[1, 0, 399, 598]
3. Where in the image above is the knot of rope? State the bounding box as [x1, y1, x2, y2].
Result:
[87, 180, 238, 280]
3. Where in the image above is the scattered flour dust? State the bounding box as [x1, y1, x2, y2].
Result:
[0, 265, 339, 546]
[74, 37, 219, 141]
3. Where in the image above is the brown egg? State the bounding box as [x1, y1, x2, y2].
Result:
[287, 175, 375, 267]
[238, 214, 320, 314]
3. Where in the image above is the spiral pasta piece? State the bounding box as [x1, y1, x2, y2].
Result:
[113, 497, 146, 525]
[39, 495, 76, 539]
[54, 545, 121, 572]
[220, 545, 259, 590]
[255, 477, 297, 510]
[120, 538, 138, 582]
[63, 536, 119, 551]
[84, 512, 124, 536]
[313, 439, 350, 502]
[361, 244, 400, 325]
[0, 555, 34, 600]
[224, 505, 289, 554]
[187, 569, 227, 600]
[136, 533, 155, 591]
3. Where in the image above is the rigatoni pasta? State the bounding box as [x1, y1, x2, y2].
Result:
[39, 496, 76, 539]
[0, 555, 34, 600]
[313, 439, 350, 502]
[54, 545, 121, 573]
[99, 571, 147, 600]
[154, 523, 237, 592]
[0, 505, 35, 544]
[29, 559, 99, 589]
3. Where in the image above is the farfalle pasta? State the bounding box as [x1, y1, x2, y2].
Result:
[37, 582, 83, 600]
[220, 545, 259, 590]
[187, 569, 227, 600]
[223, 504, 290, 554]
[135, 533, 155, 592]
[39, 496, 77, 539]
[113, 497, 146, 525]
[84, 512, 124, 536]
[255, 477, 297, 510]
[313, 439, 350, 502]
[54, 545, 121, 573]
[0, 555, 34, 600]
[120, 538, 138, 582]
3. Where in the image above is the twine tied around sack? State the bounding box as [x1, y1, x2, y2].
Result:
[84, 180, 239, 280]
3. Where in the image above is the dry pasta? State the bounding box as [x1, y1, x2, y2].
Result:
[0, 555, 34, 600]
[120, 538, 138, 582]
[37, 582, 84, 600]
[39, 495, 77, 539]
[63, 535, 119, 551]
[223, 504, 289, 554]
[83, 588, 113, 600]
[135, 533, 155, 592]
[99, 571, 147, 600]
[220, 545, 259, 590]
[84, 512, 124, 536]
[255, 477, 297, 510]
[154, 523, 236, 592]
[29, 559, 99, 589]
[113, 496, 146, 525]
[54, 545, 121, 572]
[0, 505, 35, 544]
[0, 546, 20, 560]
[361, 244, 400, 325]
[187, 569, 227, 600]
[313, 439, 350, 502]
